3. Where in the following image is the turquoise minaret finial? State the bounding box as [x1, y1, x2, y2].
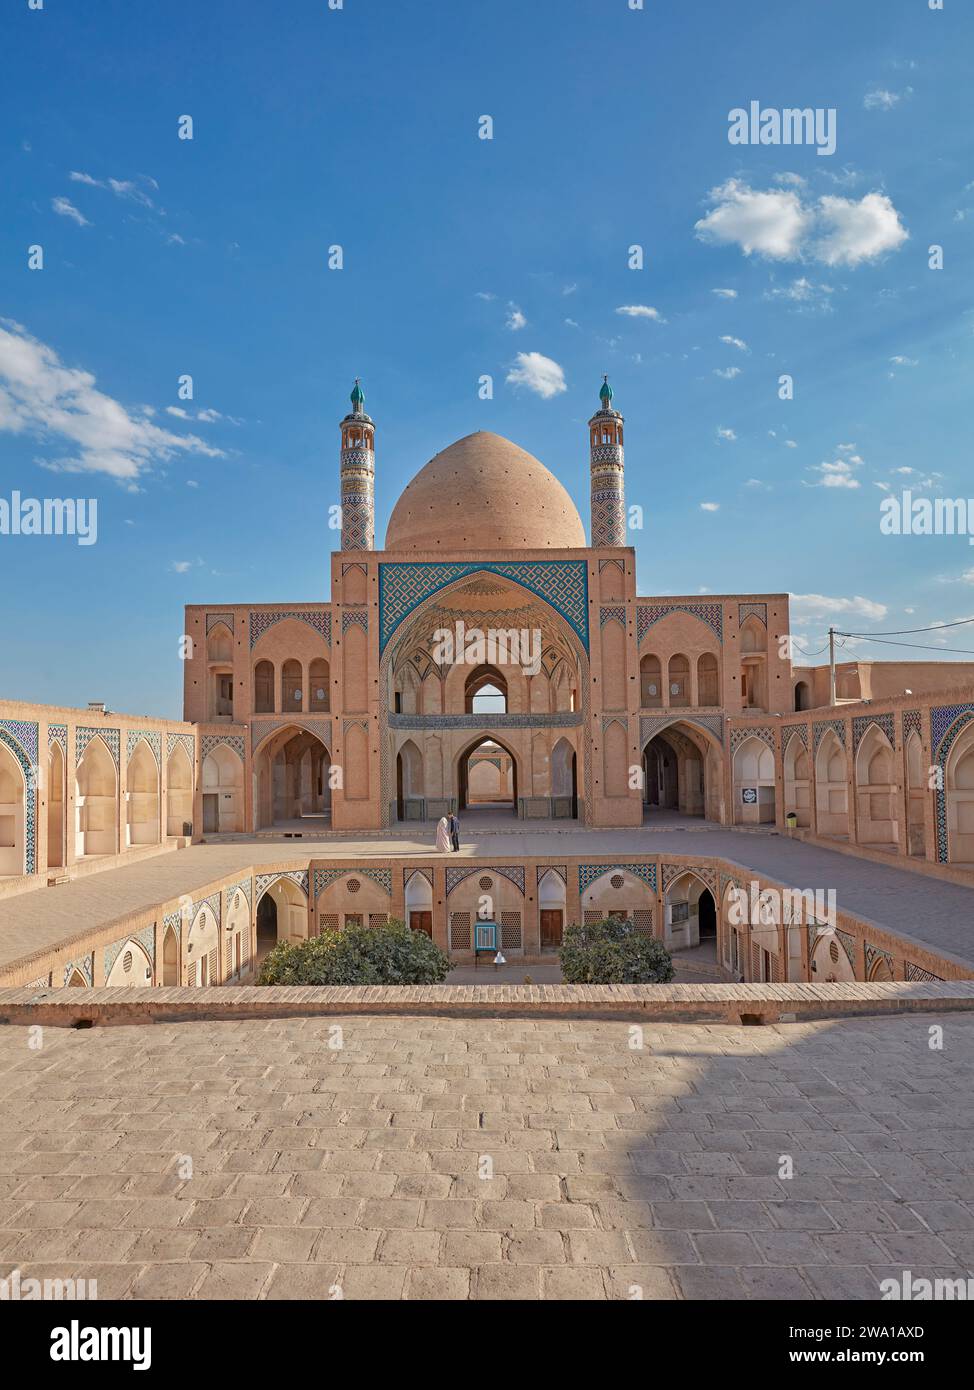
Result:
[599, 374, 613, 407]
[350, 377, 364, 411]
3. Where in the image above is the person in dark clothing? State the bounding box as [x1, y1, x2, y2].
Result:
[448, 811, 460, 852]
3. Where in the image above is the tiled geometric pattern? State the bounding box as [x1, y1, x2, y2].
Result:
[163, 910, 181, 944]
[313, 867, 391, 899]
[201, 734, 245, 762]
[865, 942, 895, 980]
[852, 712, 895, 754]
[836, 930, 857, 968]
[378, 562, 589, 654]
[342, 609, 369, 633]
[191, 892, 223, 928]
[251, 719, 331, 751]
[47, 723, 67, 752]
[403, 867, 433, 891]
[62, 954, 93, 987]
[104, 922, 156, 978]
[640, 714, 724, 747]
[932, 705, 974, 862]
[256, 870, 310, 902]
[902, 709, 924, 743]
[782, 724, 809, 753]
[0, 723, 36, 876]
[601, 715, 628, 731]
[126, 730, 162, 767]
[739, 602, 768, 626]
[342, 562, 368, 576]
[813, 719, 846, 754]
[932, 703, 974, 757]
[76, 726, 120, 769]
[446, 865, 525, 897]
[599, 606, 626, 628]
[0, 719, 38, 767]
[227, 877, 253, 908]
[637, 603, 723, 644]
[578, 862, 657, 895]
[730, 726, 775, 754]
[206, 612, 235, 634]
[590, 488, 626, 549]
[906, 962, 943, 983]
[537, 864, 567, 886]
[662, 862, 718, 894]
[249, 609, 332, 649]
[598, 558, 625, 574]
[166, 732, 196, 766]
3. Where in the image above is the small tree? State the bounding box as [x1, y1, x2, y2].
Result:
[559, 917, 674, 985]
[257, 918, 451, 986]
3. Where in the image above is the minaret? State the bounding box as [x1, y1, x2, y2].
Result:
[339, 379, 375, 550]
[589, 376, 626, 547]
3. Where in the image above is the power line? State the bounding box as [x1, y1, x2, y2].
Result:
[835, 615, 974, 638]
[837, 634, 974, 656]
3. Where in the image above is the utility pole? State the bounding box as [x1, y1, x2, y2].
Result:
[828, 627, 836, 706]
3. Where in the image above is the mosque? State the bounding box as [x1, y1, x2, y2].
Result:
[2, 379, 974, 989]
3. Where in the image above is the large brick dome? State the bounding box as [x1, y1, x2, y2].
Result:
[384, 431, 586, 551]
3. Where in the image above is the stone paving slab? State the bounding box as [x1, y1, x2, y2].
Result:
[0, 1012, 973, 1300]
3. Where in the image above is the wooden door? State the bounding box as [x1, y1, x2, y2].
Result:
[202, 793, 219, 833]
[410, 911, 433, 937]
[540, 910, 563, 948]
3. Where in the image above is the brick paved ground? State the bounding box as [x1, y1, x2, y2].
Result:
[0, 1011, 972, 1300]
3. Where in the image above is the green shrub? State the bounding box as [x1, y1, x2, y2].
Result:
[257, 918, 451, 986]
[559, 917, 675, 985]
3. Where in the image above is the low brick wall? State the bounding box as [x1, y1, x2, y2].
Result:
[2, 981, 973, 1027]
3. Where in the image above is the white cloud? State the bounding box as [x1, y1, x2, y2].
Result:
[699, 502, 720, 512]
[716, 426, 737, 442]
[696, 179, 908, 267]
[505, 303, 526, 331]
[864, 87, 912, 110]
[696, 180, 811, 259]
[562, 283, 577, 296]
[711, 288, 737, 299]
[0, 319, 225, 483]
[890, 354, 918, 367]
[475, 291, 496, 301]
[784, 439, 798, 448]
[69, 170, 155, 207]
[774, 171, 807, 188]
[52, 197, 90, 227]
[808, 458, 861, 489]
[766, 277, 835, 312]
[790, 592, 888, 623]
[714, 367, 742, 379]
[720, 335, 748, 352]
[505, 351, 566, 399]
[564, 317, 580, 329]
[814, 193, 908, 266]
[171, 560, 193, 573]
[615, 304, 666, 322]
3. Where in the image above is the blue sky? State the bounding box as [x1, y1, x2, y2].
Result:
[2, 0, 973, 718]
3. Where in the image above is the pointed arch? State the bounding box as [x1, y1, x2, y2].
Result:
[75, 735, 118, 858]
[855, 724, 897, 848]
[457, 733, 518, 813]
[733, 735, 776, 825]
[815, 729, 849, 840]
[202, 742, 244, 833]
[0, 740, 27, 877]
[47, 738, 65, 870]
[783, 731, 811, 829]
[126, 737, 160, 846]
[166, 739, 194, 837]
[105, 938, 153, 987]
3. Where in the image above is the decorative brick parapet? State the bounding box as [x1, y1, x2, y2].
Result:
[2, 981, 973, 1028]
